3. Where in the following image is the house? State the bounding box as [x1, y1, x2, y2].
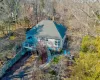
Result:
[24, 20, 67, 51]
[0, 20, 67, 78]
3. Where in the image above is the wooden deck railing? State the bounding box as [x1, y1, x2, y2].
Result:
[0, 48, 26, 78]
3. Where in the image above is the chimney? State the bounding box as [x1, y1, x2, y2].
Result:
[52, 16, 55, 21]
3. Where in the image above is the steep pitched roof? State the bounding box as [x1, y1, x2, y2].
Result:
[26, 20, 67, 39]
[36, 20, 67, 39]
[54, 22, 67, 39]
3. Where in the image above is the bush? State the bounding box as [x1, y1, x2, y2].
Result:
[52, 57, 60, 64]
[81, 36, 97, 53]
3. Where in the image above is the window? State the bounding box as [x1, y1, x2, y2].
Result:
[46, 38, 48, 41]
[58, 40, 60, 46]
[55, 41, 58, 45]
[55, 40, 60, 46]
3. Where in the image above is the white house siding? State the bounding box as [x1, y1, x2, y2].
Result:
[47, 39, 58, 48]
[37, 37, 61, 50]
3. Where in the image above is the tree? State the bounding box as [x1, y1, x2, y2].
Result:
[24, 17, 30, 28]
[70, 36, 100, 80]
[5, 0, 20, 21]
[40, 0, 44, 11]
[0, 24, 5, 35]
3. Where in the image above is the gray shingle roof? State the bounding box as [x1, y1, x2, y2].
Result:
[36, 20, 62, 39]
[26, 20, 67, 39]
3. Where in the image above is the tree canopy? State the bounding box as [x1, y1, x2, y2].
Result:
[70, 36, 100, 80]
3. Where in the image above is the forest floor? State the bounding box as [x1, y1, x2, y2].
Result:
[0, 28, 26, 68]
